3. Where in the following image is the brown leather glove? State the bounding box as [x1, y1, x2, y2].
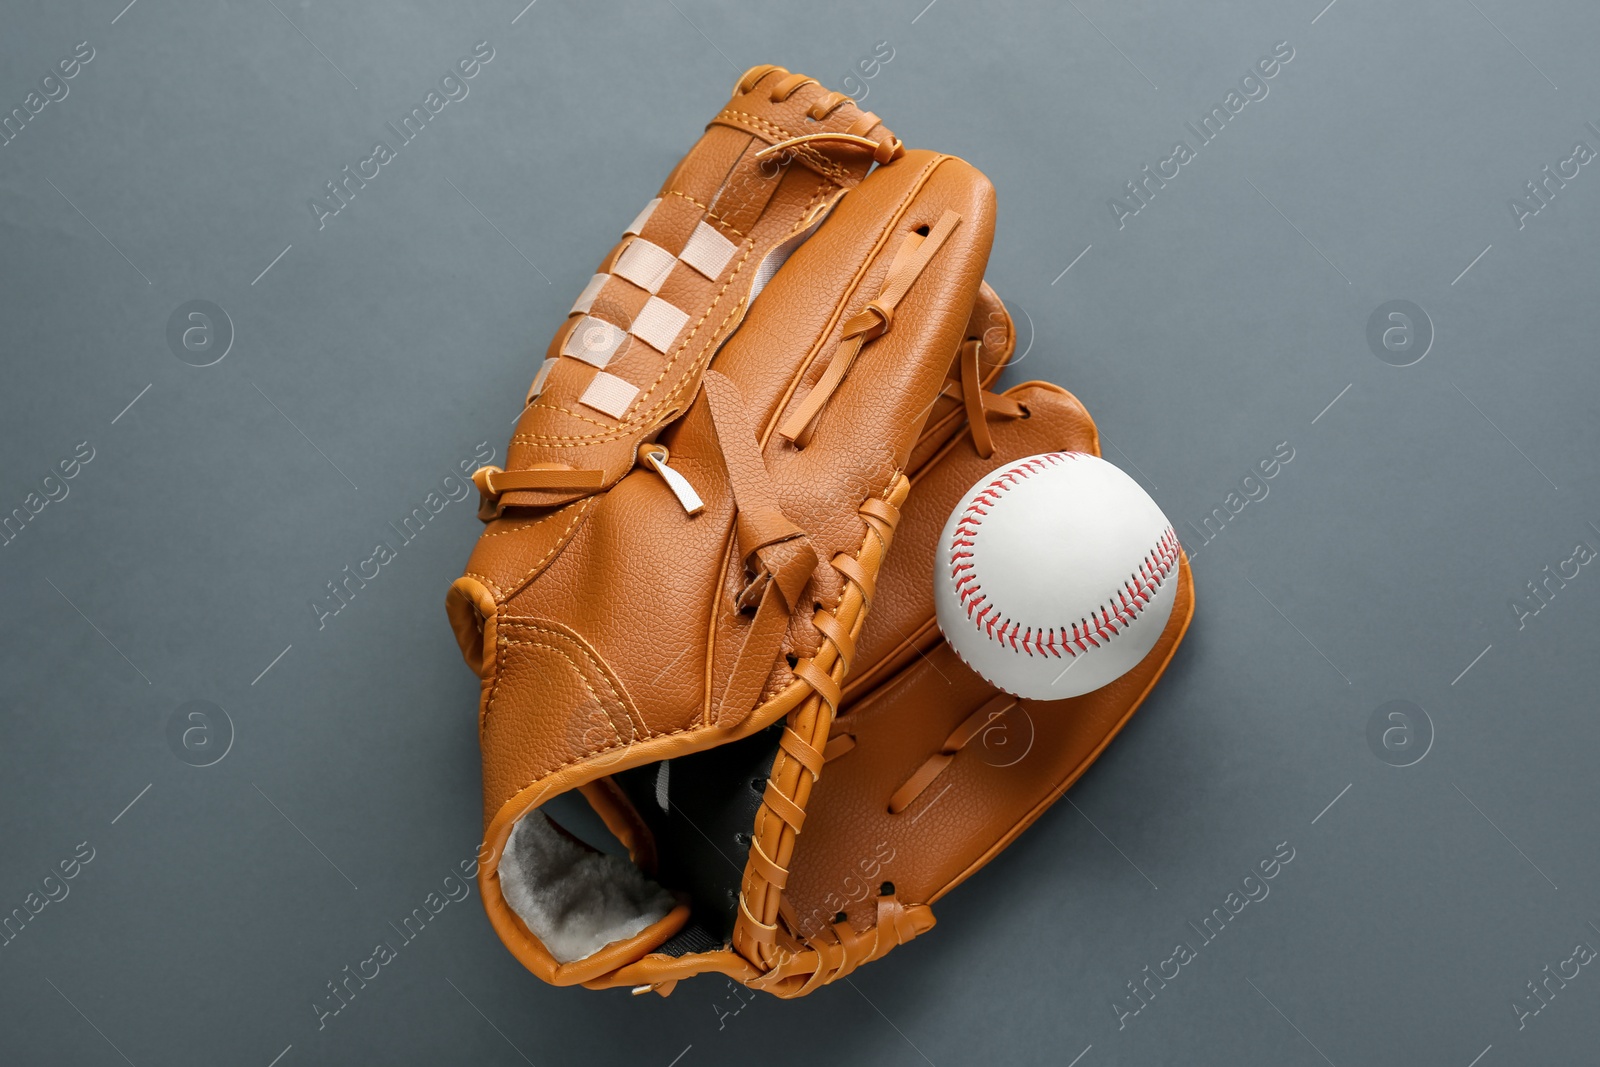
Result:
[598, 316, 1195, 998]
[447, 66, 999, 991]
[778, 378, 1196, 996]
[448, 65, 1193, 1000]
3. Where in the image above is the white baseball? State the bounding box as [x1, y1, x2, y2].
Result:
[934, 452, 1180, 700]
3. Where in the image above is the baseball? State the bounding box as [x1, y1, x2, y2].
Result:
[934, 452, 1180, 700]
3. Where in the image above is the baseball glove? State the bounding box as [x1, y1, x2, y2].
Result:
[447, 66, 999, 992]
[449, 65, 1194, 1000]
[607, 328, 1195, 998]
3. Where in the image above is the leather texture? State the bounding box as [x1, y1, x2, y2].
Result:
[487, 64, 903, 514]
[447, 64, 1193, 1000]
[448, 66, 999, 991]
[776, 382, 1195, 994]
[570, 377, 1194, 999]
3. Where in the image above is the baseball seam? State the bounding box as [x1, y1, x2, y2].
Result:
[948, 452, 1180, 659]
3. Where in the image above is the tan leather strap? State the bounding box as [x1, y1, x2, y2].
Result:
[718, 551, 810, 730]
[810, 610, 856, 673]
[770, 71, 818, 100]
[702, 371, 821, 727]
[887, 693, 1020, 814]
[732, 477, 907, 975]
[739, 893, 779, 946]
[747, 838, 789, 889]
[756, 130, 905, 167]
[472, 464, 607, 520]
[761, 781, 807, 833]
[778, 727, 825, 781]
[791, 660, 842, 714]
[887, 754, 955, 817]
[950, 339, 1026, 461]
[857, 496, 898, 528]
[806, 91, 851, 120]
[778, 210, 962, 446]
[830, 553, 873, 609]
[735, 64, 785, 94]
[959, 339, 994, 458]
[746, 892, 934, 998]
[821, 733, 856, 761]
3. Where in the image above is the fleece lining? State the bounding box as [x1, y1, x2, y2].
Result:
[499, 810, 676, 964]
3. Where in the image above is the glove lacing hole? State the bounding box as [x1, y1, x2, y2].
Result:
[879, 881, 895, 896]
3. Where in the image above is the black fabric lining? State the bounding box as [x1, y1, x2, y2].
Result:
[615, 724, 782, 956]
[656, 922, 721, 957]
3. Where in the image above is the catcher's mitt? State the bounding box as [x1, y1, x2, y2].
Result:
[447, 66, 998, 991]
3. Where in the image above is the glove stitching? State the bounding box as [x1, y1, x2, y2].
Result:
[513, 176, 837, 445]
[715, 109, 853, 184]
[477, 519, 545, 538]
[666, 189, 748, 238]
[486, 631, 630, 753]
[498, 615, 648, 740]
[463, 570, 506, 601]
[497, 498, 595, 603]
[513, 241, 758, 442]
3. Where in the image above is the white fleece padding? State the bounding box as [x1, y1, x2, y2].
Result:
[499, 811, 676, 964]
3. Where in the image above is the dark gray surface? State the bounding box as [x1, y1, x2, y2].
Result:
[3, 0, 1598, 1064]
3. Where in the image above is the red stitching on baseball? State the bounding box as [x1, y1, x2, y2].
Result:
[948, 454, 1180, 659]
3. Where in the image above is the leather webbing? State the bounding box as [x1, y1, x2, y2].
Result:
[829, 553, 873, 608]
[810, 610, 856, 672]
[732, 477, 906, 978]
[761, 781, 807, 833]
[778, 727, 824, 781]
[792, 660, 842, 713]
[747, 839, 789, 889]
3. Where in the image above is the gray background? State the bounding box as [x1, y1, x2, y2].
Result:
[2, 0, 1597, 1064]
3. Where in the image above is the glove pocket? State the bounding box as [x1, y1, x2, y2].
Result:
[791, 558, 1193, 943]
[847, 381, 1099, 701]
